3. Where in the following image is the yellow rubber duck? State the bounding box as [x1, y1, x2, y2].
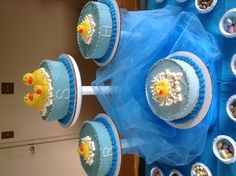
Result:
[77, 21, 90, 39]
[77, 142, 90, 160]
[154, 80, 170, 98]
[24, 93, 44, 111]
[34, 84, 48, 99]
[23, 68, 46, 86]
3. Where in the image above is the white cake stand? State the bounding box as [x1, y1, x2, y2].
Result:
[167, 51, 213, 129]
[61, 55, 110, 128]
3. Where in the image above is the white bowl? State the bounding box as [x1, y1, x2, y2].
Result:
[169, 170, 183, 176]
[231, 54, 236, 76]
[150, 166, 164, 176]
[226, 94, 236, 123]
[195, 0, 217, 14]
[191, 162, 212, 176]
[213, 135, 236, 164]
[219, 8, 236, 38]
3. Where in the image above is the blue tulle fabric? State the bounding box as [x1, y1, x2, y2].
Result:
[92, 6, 221, 166]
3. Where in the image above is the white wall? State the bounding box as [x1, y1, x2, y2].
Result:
[0, 0, 102, 175]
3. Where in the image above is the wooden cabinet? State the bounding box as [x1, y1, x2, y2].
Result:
[0, 139, 86, 176]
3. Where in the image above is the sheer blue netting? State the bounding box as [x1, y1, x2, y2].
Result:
[92, 6, 221, 166]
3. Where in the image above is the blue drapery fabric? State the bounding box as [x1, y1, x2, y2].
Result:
[92, 5, 221, 166]
[142, 1, 236, 175]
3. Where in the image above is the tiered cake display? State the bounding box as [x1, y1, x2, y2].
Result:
[23, 0, 222, 175]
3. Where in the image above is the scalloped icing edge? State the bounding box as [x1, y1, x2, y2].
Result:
[77, 1, 112, 60]
[170, 55, 205, 124]
[57, 55, 76, 127]
[95, 115, 121, 176]
[94, 0, 120, 66]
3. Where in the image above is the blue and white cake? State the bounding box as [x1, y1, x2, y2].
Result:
[23, 54, 81, 128]
[78, 114, 121, 176]
[77, 0, 120, 66]
[146, 53, 205, 124]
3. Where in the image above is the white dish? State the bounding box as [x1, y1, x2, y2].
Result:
[231, 54, 236, 76]
[226, 94, 236, 123]
[219, 8, 236, 38]
[191, 162, 212, 176]
[169, 170, 183, 176]
[213, 135, 236, 164]
[195, 0, 217, 14]
[150, 166, 164, 176]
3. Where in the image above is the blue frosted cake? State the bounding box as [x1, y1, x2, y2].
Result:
[146, 54, 205, 124]
[77, 0, 120, 66]
[23, 54, 81, 128]
[78, 114, 121, 176]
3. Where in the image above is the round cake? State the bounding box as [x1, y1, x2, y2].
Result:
[78, 114, 121, 176]
[23, 54, 82, 128]
[146, 52, 207, 126]
[77, 0, 120, 66]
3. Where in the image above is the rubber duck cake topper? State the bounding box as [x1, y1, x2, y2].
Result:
[23, 68, 52, 112]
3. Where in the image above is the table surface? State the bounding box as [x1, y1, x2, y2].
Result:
[145, 0, 236, 176]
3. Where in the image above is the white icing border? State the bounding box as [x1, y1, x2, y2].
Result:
[167, 51, 213, 129]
